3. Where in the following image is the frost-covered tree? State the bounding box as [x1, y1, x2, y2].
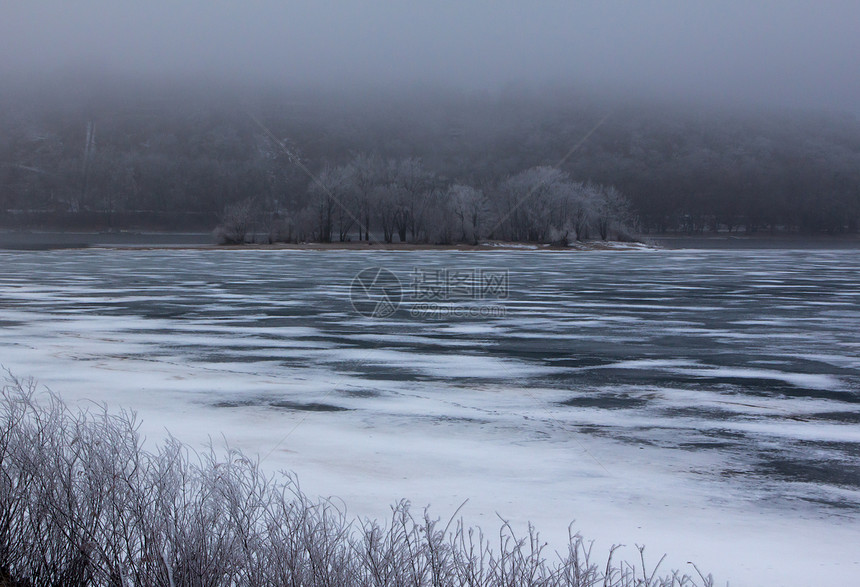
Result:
[307, 165, 355, 242]
[214, 198, 255, 244]
[389, 158, 435, 242]
[447, 184, 486, 244]
[348, 153, 385, 241]
[594, 184, 633, 240]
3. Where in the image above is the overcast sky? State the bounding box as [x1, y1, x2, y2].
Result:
[2, 1, 858, 112]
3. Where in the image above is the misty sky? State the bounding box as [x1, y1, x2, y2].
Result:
[2, 1, 858, 112]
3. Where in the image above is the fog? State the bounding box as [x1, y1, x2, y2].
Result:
[2, 1, 859, 112]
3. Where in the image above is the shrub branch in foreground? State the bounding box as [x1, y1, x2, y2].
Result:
[0, 375, 713, 586]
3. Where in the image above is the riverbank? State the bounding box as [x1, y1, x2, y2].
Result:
[3, 229, 860, 251]
[0, 230, 656, 251]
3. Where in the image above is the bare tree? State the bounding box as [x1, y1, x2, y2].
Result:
[375, 184, 400, 244]
[390, 158, 435, 243]
[447, 184, 486, 244]
[497, 166, 568, 242]
[214, 198, 255, 244]
[349, 153, 385, 241]
[594, 184, 633, 241]
[308, 165, 354, 243]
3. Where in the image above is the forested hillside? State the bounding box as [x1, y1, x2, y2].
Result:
[1, 80, 858, 242]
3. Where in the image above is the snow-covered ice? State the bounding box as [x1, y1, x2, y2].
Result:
[1, 248, 859, 586]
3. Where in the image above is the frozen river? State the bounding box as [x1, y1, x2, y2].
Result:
[1, 248, 859, 585]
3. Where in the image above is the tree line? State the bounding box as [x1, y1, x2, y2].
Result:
[216, 157, 634, 245]
[1, 80, 858, 239]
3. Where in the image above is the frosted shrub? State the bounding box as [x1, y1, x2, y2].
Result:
[0, 376, 712, 586]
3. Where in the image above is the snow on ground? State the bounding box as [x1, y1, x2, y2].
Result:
[1, 248, 859, 585]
